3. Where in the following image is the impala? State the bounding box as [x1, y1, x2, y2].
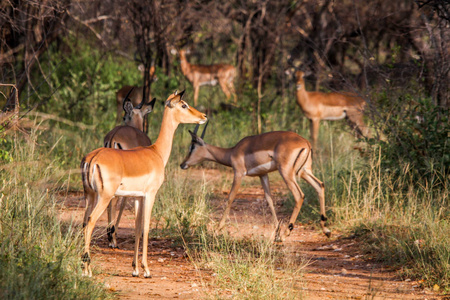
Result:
[180, 126, 331, 241]
[103, 91, 156, 249]
[115, 63, 157, 124]
[293, 70, 368, 147]
[81, 90, 207, 277]
[178, 49, 236, 106]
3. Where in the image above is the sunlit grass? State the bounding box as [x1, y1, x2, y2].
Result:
[0, 129, 110, 299]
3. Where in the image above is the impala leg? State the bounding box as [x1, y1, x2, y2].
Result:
[259, 175, 278, 227]
[347, 110, 369, 138]
[83, 190, 95, 228]
[107, 197, 119, 248]
[193, 85, 200, 106]
[113, 196, 127, 246]
[218, 174, 243, 232]
[132, 198, 143, 277]
[141, 192, 156, 278]
[279, 168, 305, 241]
[229, 82, 237, 104]
[219, 79, 231, 101]
[310, 119, 320, 148]
[83, 193, 113, 277]
[301, 169, 331, 238]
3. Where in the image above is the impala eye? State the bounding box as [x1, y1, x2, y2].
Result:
[182, 104, 188, 109]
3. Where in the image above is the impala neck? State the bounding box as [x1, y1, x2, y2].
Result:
[152, 108, 179, 166]
[127, 116, 144, 132]
[296, 79, 310, 105]
[204, 144, 233, 167]
[179, 53, 190, 77]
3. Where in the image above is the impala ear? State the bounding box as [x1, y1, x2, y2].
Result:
[178, 89, 186, 99]
[166, 90, 185, 107]
[166, 91, 176, 107]
[188, 130, 205, 145]
[122, 87, 135, 110]
[123, 100, 134, 115]
[141, 98, 156, 114]
[148, 98, 156, 109]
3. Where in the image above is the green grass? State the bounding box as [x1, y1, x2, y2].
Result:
[0, 130, 110, 299]
[188, 232, 305, 299]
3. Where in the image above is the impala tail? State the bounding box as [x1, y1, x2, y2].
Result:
[80, 151, 104, 193]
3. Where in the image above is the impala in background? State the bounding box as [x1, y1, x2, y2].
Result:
[81, 90, 207, 278]
[115, 63, 157, 125]
[291, 69, 369, 147]
[103, 89, 156, 249]
[180, 125, 330, 241]
[178, 49, 236, 106]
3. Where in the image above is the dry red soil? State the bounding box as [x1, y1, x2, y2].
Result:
[59, 169, 444, 299]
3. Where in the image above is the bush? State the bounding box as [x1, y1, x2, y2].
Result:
[368, 98, 449, 188]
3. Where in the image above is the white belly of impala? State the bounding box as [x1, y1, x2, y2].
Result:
[200, 79, 218, 86]
[114, 190, 145, 197]
[323, 111, 346, 120]
[246, 161, 277, 176]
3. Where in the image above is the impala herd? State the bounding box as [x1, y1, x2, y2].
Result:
[80, 50, 368, 277]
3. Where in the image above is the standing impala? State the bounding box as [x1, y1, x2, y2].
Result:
[81, 90, 207, 277]
[179, 49, 236, 106]
[294, 70, 368, 147]
[180, 126, 331, 241]
[115, 64, 157, 124]
[103, 93, 156, 249]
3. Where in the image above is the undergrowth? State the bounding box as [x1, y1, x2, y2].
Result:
[0, 131, 110, 299]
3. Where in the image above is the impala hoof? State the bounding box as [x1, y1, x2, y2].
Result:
[144, 272, 152, 278]
[108, 244, 119, 249]
[324, 228, 331, 238]
[283, 228, 291, 238]
[82, 269, 92, 277]
[132, 271, 139, 277]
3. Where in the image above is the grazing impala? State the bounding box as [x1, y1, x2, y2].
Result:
[103, 91, 156, 249]
[115, 64, 157, 124]
[180, 126, 331, 241]
[179, 49, 236, 106]
[294, 70, 368, 147]
[81, 90, 207, 277]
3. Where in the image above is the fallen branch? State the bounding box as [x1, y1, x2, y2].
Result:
[26, 111, 96, 130]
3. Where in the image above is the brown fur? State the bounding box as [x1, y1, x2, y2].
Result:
[294, 70, 369, 147]
[179, 49, 236, 106]
[180, 131, 330, 240]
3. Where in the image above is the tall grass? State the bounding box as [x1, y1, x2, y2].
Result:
[328, 143, 449, 291]
[0, 130, 110, 299]
[191, 232, 305, 299]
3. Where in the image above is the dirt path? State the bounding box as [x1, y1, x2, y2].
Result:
[59, 170, 443, 299]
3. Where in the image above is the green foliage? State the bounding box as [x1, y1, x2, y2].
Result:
[0, 130, 13, 163]
[368, 98, 449, 188]
[45, 37, 141, 128]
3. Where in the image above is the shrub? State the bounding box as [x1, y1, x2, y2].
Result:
[368, 98, 449, 188]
